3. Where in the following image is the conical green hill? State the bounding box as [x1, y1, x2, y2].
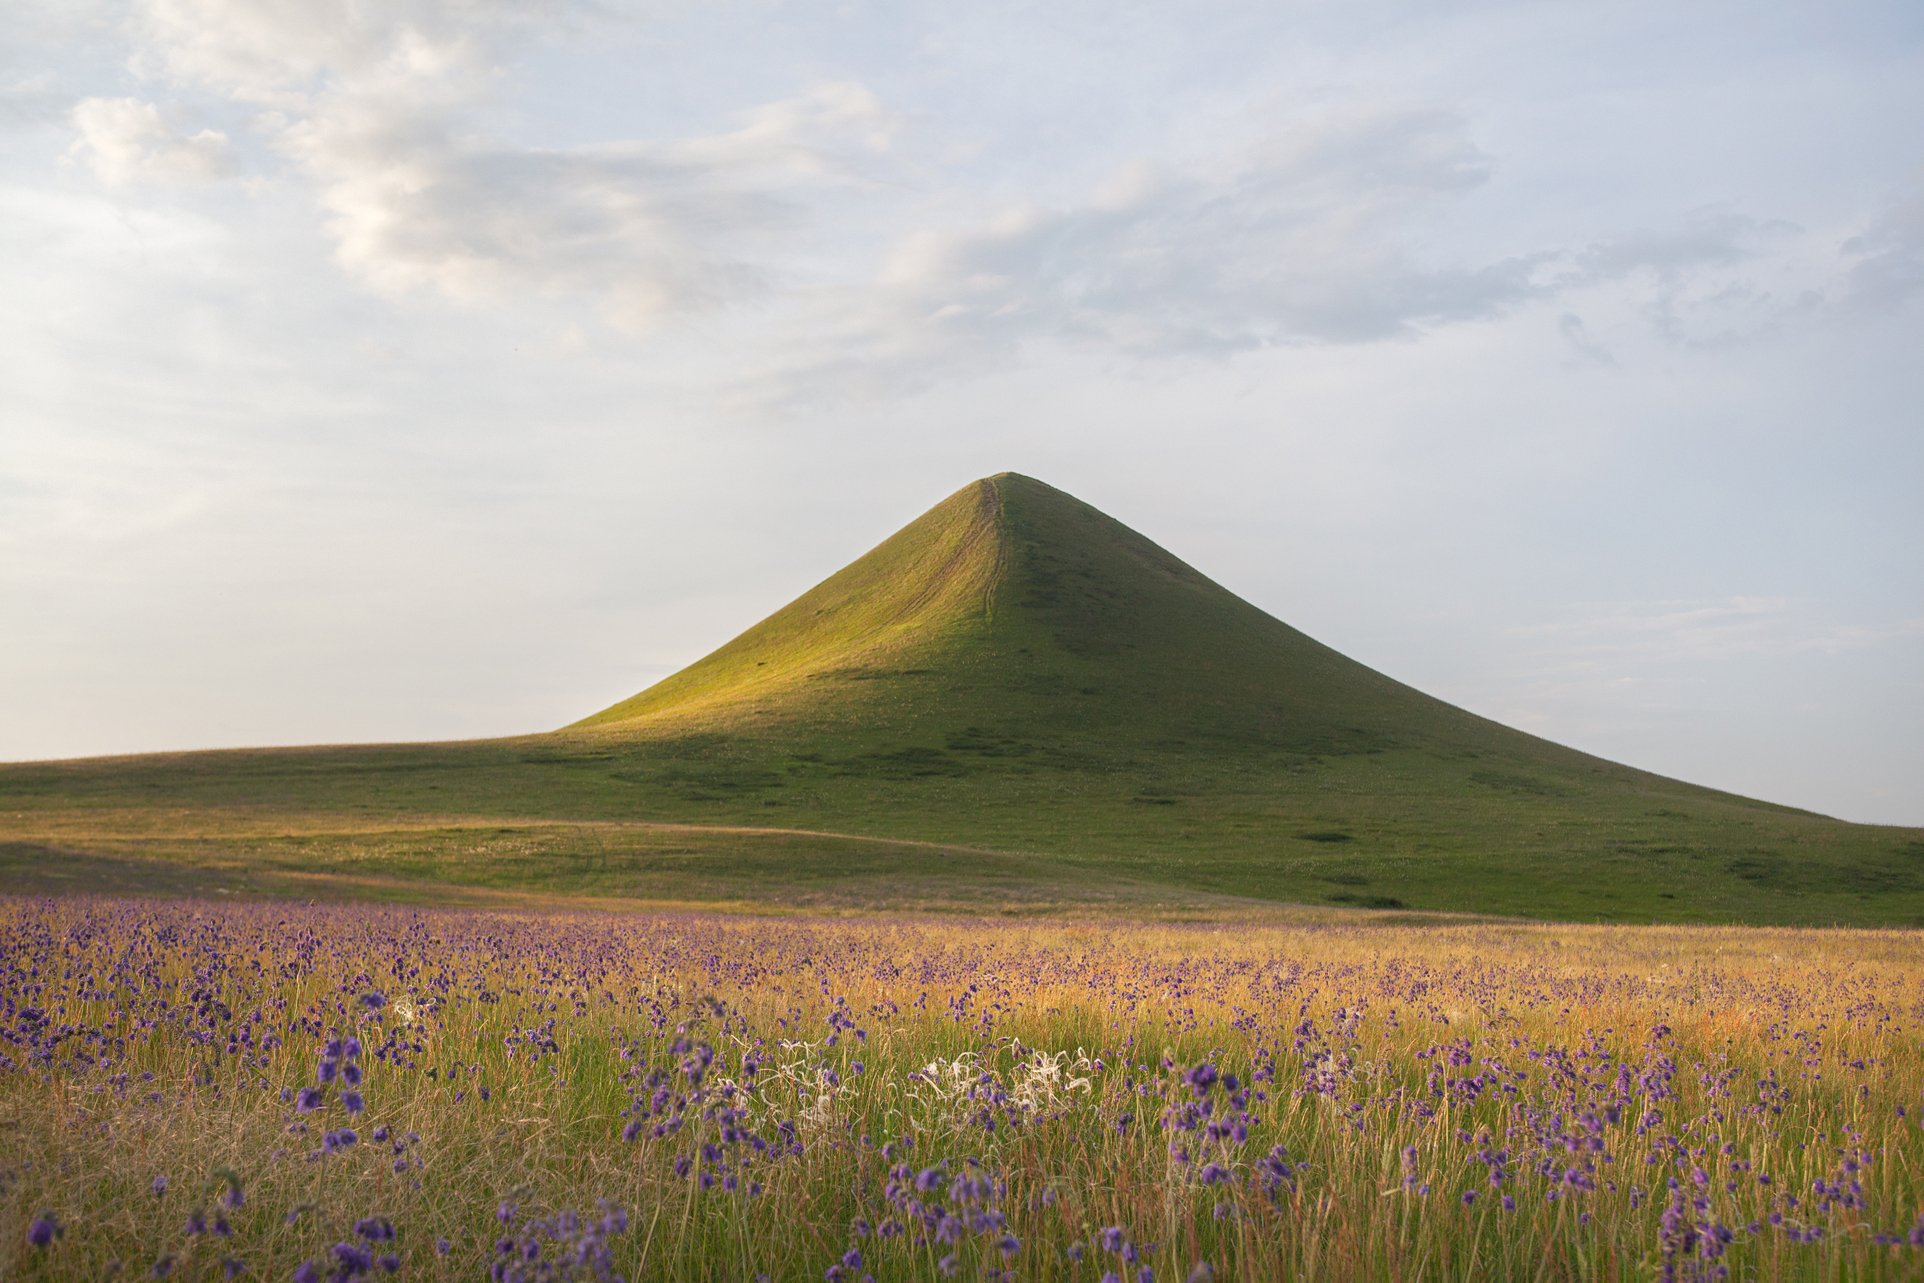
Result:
[573, 473, 1622, 776]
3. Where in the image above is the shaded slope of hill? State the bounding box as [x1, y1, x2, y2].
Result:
[2, 474, 1919, 924]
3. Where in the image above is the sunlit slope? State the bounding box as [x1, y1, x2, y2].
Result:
[2, 473, 1919, 924]
[574, 477, 1007, 732]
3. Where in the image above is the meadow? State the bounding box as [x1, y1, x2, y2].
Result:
[5, 895, 1923, 1281]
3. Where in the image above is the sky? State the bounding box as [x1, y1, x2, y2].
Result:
[3, 0, 1921, 825]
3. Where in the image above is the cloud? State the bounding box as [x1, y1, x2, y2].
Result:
[1575, 210, 1781, 281]
[68, 97, 235, 184]
[115, 0, 892, 326]
[1565, 210, 1830, 349]
[1512, 597, 1924, 665]
[1841, 178, 1924, 311]
[880, 109, 1538, 353]
[1, 72, 67, 127]
[751, 108, 1554, 402]
[1556, 312, 1616, 367]
[130, 0, 533, 105]
[284, 82, 891, 324]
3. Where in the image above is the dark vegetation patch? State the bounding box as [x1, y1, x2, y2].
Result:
[1327, 893, 1406, 909]
[837, 746, 969, 780]
[1616, 840, 1694, 858]
[640, 734, 738, 761]
[1725, 856, 1783, 886]
[1836, 861, 1924, 895]
[1470, 771, 1571, 798]
[1299, 831, 1354, 844]
[1266, 728, 1389, 756]
[610, 762, 785, 797]
[1318, 871, 1370, 886]
[945, 727, 1037, 758]
[1716, 851, 1924, 895]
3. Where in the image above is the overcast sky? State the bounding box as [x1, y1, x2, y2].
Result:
[4, 0, 1921, 824]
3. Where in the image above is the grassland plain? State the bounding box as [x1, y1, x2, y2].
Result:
[3, 475, 1919, 924]
[5, 895, 1924, 1281]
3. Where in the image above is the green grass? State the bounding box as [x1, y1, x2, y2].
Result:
[3, 473, 1919, 924]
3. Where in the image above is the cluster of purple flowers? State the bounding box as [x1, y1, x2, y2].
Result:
[287, 1032, 369, 1157]
[1069, 1223, 1157, 1283]
[865, 1152, 1029, 1277]
[489, 1203, 630, 1283]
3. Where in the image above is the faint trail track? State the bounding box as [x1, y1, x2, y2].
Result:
[865, 473, 1004, 634]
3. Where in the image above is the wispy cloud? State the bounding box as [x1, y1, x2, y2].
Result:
[0, 71, 67, 127]
[1841, 174, 1924, 312]
[1575, 210, 1787, 281]
[68, 97, 235, 184]
[1556, 312, 1617, 367]
[284, 81, 892, 326]
[1513, 597, 1924, 666]
[747, 108, 1557, 403]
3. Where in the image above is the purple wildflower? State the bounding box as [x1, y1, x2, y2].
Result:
[332, 1243, 373, 1275]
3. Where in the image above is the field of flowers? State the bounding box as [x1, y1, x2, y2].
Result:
[3, 897, 1922, 1281]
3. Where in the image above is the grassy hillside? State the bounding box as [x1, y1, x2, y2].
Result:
[3, 473, 1919, 923]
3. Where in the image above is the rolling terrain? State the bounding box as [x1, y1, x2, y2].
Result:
[3, 473, 1918, 923]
